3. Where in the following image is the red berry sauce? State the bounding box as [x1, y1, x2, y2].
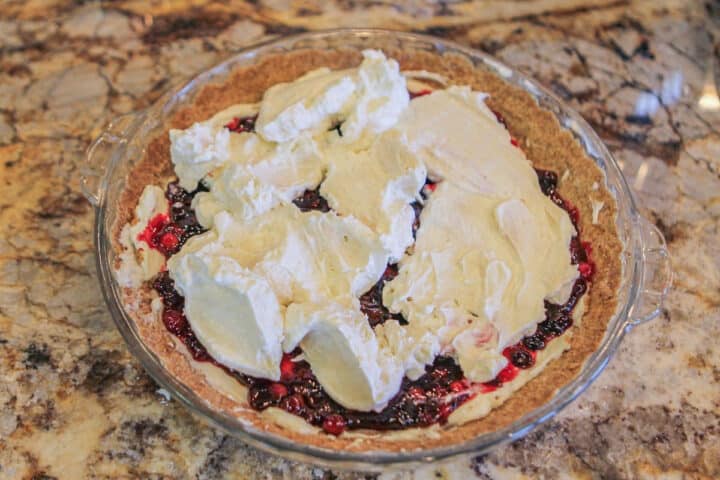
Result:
[137, 213, 171, 251]
[146, 108, 593, 434]
[291, 188, 331, 212]
[136, 181, 207, 257]
[224, 115, 257, 133]
[409, 89, 432, 100]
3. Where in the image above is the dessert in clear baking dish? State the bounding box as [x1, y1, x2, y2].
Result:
[83, 30, 671, 468]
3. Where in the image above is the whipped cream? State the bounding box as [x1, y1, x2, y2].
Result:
[169, 104, 259, 191]
[384, 90, 578, 382]
[191, 132, 323, 226]
[122, 50, 579, 413]
[168, 245, 284, 379]
[321, 130, 426, 262]
[397, 86, 539, 196]
[256, 49, 408, 146]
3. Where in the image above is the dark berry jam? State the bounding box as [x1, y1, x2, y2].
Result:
[490, 108, 508, 129]
[535, 169, 558, 196]
[225, 115, 257, 133]
[242, 351, 470, 432]
[137, 181, 206, 257]
[409, 89, 432, 100]
[413, 177, 438, 235]
[359, 264, 405, 327]
[523, 333, 546, 351]
[146, 116, 594, 434]
[569, 236, 595, 281]
[292, 188, 330, 212]
[545, 186, 581, 229]
[505, 345, 535, 369]
[422, 180, 438, 197]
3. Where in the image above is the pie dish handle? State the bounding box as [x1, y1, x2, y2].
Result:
[81, 112, 140, 207]
[628, 215, 673, 328]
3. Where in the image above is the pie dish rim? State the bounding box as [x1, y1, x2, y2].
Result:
[81, 28, 671, 470]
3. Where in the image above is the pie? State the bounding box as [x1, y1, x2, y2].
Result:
[113, 47, 622, 452]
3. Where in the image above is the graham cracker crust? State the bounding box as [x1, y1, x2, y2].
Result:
[113, 48, 622, 453]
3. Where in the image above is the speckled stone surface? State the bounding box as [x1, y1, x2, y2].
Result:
[1, 1, 719, 479]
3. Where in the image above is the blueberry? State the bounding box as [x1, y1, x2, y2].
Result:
[539, 319, 564, 337]
[535, 169, 558, 195]
[510, 348, 534, 369]
[554, 313, 573, 333]
[523, 334, 546, 351]
[249, 384, 274, 410]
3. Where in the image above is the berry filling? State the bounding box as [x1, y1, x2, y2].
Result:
[224, 115, 257, 133]
[359, 264, 405, 327]
[144, 111, 593, 434]
[409, 89, 432, 100]
[136, 181, 207, 257]
[291, 188, 331, 212]
[243, 352, 470, 432]
[491, 109, 508, 129]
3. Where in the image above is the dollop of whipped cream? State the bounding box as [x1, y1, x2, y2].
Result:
[149, 50, 578, 412]
[384, 88, 579, 382]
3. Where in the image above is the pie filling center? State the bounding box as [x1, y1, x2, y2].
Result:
[119, 50, 595, 436]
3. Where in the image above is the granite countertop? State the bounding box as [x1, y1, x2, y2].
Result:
[1, 1, 719, 478]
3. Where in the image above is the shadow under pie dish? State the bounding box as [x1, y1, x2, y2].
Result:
[82, 30, 671, 469]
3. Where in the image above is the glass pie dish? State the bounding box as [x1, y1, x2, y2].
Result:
[80, 29, 672, 470]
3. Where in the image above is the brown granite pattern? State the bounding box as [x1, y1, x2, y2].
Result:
[0, 1, 718, 478]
